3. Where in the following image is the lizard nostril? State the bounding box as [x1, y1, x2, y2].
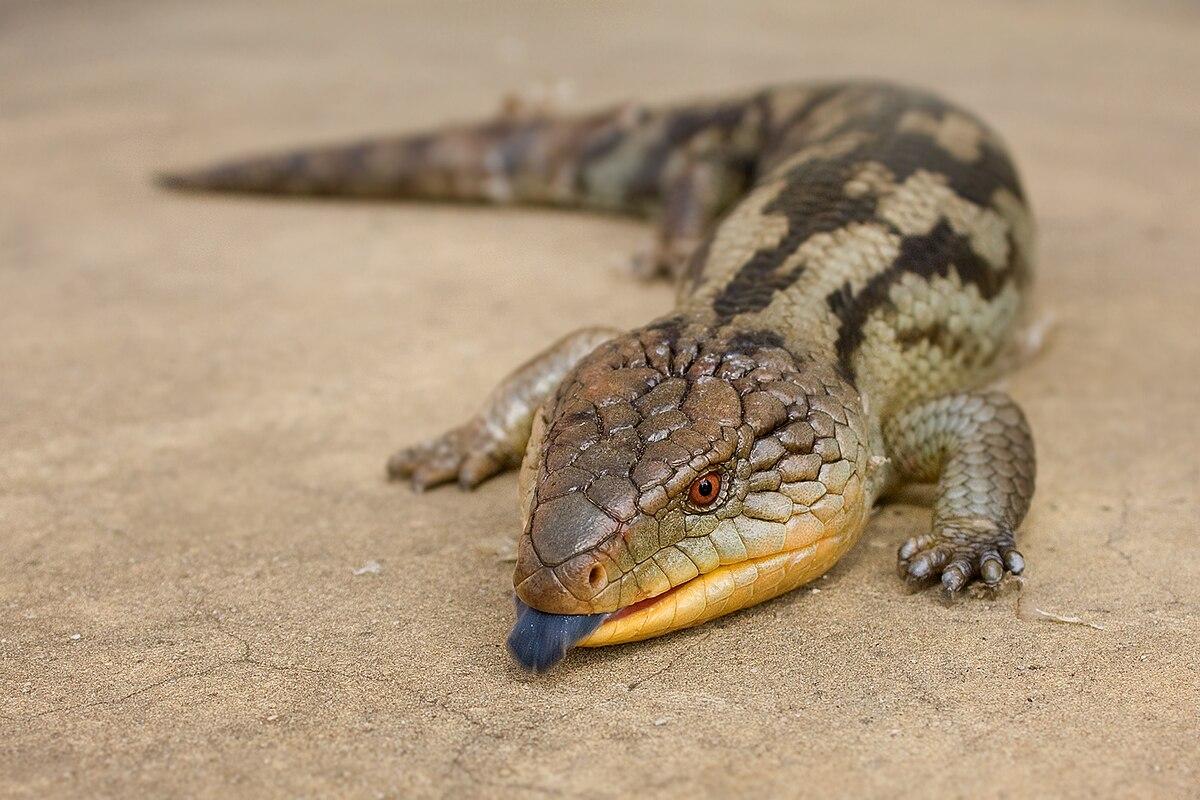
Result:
[587, 564, 605, 591]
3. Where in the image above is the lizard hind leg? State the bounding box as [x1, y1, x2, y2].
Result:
[630, 155, 749, 283]
[884, 392, 1036, 596]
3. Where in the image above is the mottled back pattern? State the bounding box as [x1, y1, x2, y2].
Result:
[676, 83, 1033, 418]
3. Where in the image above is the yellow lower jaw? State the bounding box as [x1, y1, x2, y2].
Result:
[577, 534, 852, 648]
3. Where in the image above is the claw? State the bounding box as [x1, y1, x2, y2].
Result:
[898, 533, 934, 561]
[1003, 549, 1025, 575]
[904, 558, 930, 581]
[940, 559, 971, 593]
[937, 582, 964, 605]
[979, 551, 1005, 585]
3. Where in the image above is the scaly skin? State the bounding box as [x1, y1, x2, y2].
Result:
[162, 81, 1037, 672]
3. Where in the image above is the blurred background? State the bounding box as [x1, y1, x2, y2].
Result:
[2, 2, 1197, 798]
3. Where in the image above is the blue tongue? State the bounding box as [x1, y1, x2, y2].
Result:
[506, 597, 608, 673]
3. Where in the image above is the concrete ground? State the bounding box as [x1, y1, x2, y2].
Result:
[2, 1, 1198, 797]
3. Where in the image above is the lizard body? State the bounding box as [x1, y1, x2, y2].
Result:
[163, 81, 1036, 672]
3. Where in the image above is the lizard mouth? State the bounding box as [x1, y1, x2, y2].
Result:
[506, 535, 846, 672]
[577, 537, 844, 647]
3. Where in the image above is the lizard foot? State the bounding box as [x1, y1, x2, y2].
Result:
[386, 419, 510, 491]
[897, 517, 1025, 597]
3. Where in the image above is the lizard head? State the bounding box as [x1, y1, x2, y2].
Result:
[507, 320, 874, 672]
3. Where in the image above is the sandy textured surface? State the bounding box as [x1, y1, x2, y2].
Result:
[2, 1, 1198, 797]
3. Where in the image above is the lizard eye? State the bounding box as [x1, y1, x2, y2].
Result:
[687, 471, 722, 507]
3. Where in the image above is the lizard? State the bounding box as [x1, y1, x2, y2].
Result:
[160, 81, 1037, 673]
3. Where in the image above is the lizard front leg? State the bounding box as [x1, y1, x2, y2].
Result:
[387, 327, 620, 490]
[884, 392, 1036, 595]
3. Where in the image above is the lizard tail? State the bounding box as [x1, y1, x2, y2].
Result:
[157, 103, 669, 213]
[157, 93, 766, 217]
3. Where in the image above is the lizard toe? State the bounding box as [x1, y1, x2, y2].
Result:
[1003, 547, 1026, 575]
[939, 556, 974, 595]
[458, 452, 505, 489]
[899, 542, 952, 585]
[410, 458, 462, 492]
[386, 444, 430, 480]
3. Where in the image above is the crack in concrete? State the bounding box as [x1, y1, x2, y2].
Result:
[19, 635, 250, 722]
[427, 688, 492, 785]
[628, 630, 714, 691]
[1105, 494, 1184, 607]
[11, 624, 408, 723]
